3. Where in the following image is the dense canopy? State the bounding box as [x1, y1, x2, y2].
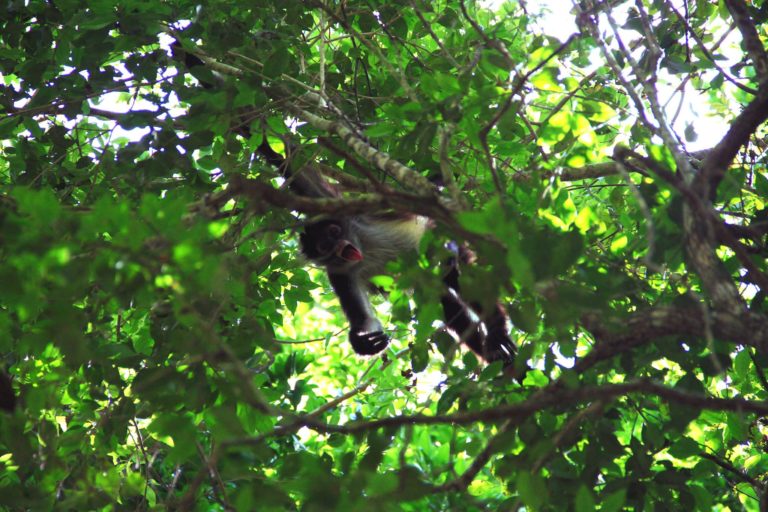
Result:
[3, 0, 768, 509]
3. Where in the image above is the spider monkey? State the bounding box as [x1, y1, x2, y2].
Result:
[257, 140, 428, 354]
[173, 41, 518, 366]
[258, 142, 518, 366]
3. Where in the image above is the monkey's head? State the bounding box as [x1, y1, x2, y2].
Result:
[300, 220, 363, 271]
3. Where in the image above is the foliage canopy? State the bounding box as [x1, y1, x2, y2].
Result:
[3, 0, 768, 510]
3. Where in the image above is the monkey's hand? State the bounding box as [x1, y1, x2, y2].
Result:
[349, 330, 390, 355]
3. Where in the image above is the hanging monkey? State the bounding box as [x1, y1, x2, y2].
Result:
[257, 141, 517, 366]
[257, 140, 429, 355]
[172, 41, 518, 366]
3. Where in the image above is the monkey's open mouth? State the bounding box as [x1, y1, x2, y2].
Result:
[338, 242, 363, 262]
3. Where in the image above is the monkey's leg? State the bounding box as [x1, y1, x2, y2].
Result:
[480, 304, 516, 364]
[442, 248, 517, 366]
[441, 254, 488, 358]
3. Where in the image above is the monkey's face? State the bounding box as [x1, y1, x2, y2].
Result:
[300, 220, 363, 271]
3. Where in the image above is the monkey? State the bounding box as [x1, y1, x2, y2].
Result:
[168, 43, 417, 353]
[172, 39, 519, 366]
[257, 141, 520, 366]
[303, 215, 428, 354]
[258, 140, 429, 354]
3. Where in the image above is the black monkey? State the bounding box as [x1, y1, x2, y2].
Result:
[263, 145, 427, 353]
[170, 42, 419, 353]
[258, 144, 519, 366]
[257, 140, 428, 354]
[173, 40, 518, 365]
[300, 214, 427, 354]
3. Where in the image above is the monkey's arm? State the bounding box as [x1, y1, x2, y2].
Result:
[327, 273, 390, 355]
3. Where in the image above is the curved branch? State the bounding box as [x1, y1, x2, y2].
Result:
[221, 378, 768, 444]
[724, 0, 768, 82]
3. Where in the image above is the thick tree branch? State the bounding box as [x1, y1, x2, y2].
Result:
[684, 209, 746, 315]
[217, 175, 449, 221]
[544, 149, 710, 182]
[578, 306, 768, 372]
[172, 37, 438, 199]
[689, 2, 768, 200]
[290, 104, 438, 196]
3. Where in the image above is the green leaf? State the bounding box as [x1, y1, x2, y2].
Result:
[411, 338, 430, 373]
[264, 47, 291, 78]
[516, 472, 548, 508]
[668, 437, 700, 459]
[575, 485, 596, 512]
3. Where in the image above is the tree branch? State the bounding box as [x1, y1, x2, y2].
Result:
[724, 0, 768, 82]
[578, 306, 768, 372]
[217, 379, 768, 441]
